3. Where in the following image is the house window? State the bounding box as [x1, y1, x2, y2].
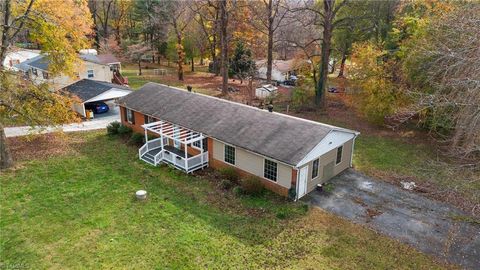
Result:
[193, 140, 201, 149]
[144, 115, 156, 124]
[87, 69, 94, 78]
[42, 71, 49, 79]
[126, 108, 135, 124]
[224, 145, 235, 165]
[336, 146, 343, 164]
[31, 68, 38, 76]
[264, 159, 277, 182]
[312, 159, 319, 179]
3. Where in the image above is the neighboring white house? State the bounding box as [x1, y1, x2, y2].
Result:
[2, 48, 40, 71]
[15, 53, 115, 90]
[255, 84, 278, 99]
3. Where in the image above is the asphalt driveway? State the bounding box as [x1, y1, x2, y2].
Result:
[305, 169, 480, 269]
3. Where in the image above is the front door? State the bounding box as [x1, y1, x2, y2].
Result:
[298, 165, 308, 199]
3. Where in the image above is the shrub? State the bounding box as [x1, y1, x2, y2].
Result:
[106, 121, 121, 135]
[291, 86, 315, 108]
[218, 167, 240, 183]
[241, 176, 264, 196]
[129, 132, 144, 145]
[323, 183, 335, 193]
[117, 124, 132, 136]
[232, 186, 243, 196]
[219, 179, 233, 190]
[276, 210, 287, 219]
[288, 187, 297, 201]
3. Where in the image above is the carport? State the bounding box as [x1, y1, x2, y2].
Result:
[63, 79, 132, 118]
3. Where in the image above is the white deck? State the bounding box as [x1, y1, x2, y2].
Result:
[139, 120, 208, 173]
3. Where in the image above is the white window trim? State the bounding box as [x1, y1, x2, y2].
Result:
[263, 158, 278, 182]
[87, 69, 94, 78]
[311, 158, 320, 180]
[224, 144, 236, 165]
[335, 145, 343, 166]
[192, 140, 202, 151]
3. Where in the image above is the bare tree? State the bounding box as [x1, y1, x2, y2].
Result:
[288, 0, 349, 108]
[191, 1, 220, 74]
[248, 0, 287, 83]
[398, 4, 480, 160]
[219, 0, 228, 94]
[169, 3, 190, 81]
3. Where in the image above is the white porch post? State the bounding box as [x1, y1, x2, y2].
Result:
[144, 128, 148, 151]
[184, 142, 189, 172]
[200, 135, 204, 166]
[160, 121, 164, 150]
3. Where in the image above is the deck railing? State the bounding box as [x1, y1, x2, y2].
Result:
[187, 152, 209, 171]
[139, 137, 163, 157]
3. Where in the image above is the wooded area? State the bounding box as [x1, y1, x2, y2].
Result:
[0, 0, 479, 170]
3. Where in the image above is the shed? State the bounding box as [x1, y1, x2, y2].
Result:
[255, 84, 278, 99]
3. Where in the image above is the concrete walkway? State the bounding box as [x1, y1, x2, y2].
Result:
[305, 169, 480, 269]
[5, 108, 119, 138]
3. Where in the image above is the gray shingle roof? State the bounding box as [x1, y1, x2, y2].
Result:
[63, 79, 131, 102]
[118, 83, 354, 166]
[17, 54, 109, 71]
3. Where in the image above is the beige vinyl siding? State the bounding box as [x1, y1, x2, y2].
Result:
[212, 139, 292, 189]
[302, 138, 354, 193]
[31, 61, 113, 90]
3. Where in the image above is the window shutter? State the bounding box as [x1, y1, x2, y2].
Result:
[131, 110, 135, 124]
[144, 115, 148, 124]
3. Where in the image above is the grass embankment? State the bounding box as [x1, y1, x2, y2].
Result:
[0, 131, 450, 269]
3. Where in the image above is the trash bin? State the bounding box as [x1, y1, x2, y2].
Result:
[86, 110, 94, 119]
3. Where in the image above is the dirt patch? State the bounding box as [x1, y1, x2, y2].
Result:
[365, 208, 383, 223]
[7, 132, 86, 162]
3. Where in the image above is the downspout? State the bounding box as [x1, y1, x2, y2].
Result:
[294, 167, 300, 201]
[350, 134, 359, 167]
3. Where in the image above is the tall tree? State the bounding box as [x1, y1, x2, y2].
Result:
[169, 2, 190, 81]
[229, 41, 255, 84]
[219, 0, 229, 94]
[290, 0, 349, 108]
[248, 0, 286, 83]
[191, 1, 220, 74]
[0, 0, 93, 169]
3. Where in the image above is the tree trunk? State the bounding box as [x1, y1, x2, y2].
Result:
[0, 124, 13, 170]
[219, 0, 228, 94]
[138, 60, 142, 76]
[316, 0, 334, 108]
[338, 53, 347, 77]
[90, 1, 100, 49]
[176, 35, 184, 81]
[329, 59, 336, 74]
[191, 57, 194, 72]
[213, 7, 220, 76]
[0, 0, 12, 67]
[266, 0, 274, 83]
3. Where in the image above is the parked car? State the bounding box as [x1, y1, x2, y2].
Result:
[85, 101, 109, 114]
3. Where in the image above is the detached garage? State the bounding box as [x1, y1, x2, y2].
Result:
[63, 79, 132, 117]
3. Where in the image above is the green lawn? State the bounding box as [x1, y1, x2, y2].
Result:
[122, 64, 183, 90]
[0, 131, 450, 269]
